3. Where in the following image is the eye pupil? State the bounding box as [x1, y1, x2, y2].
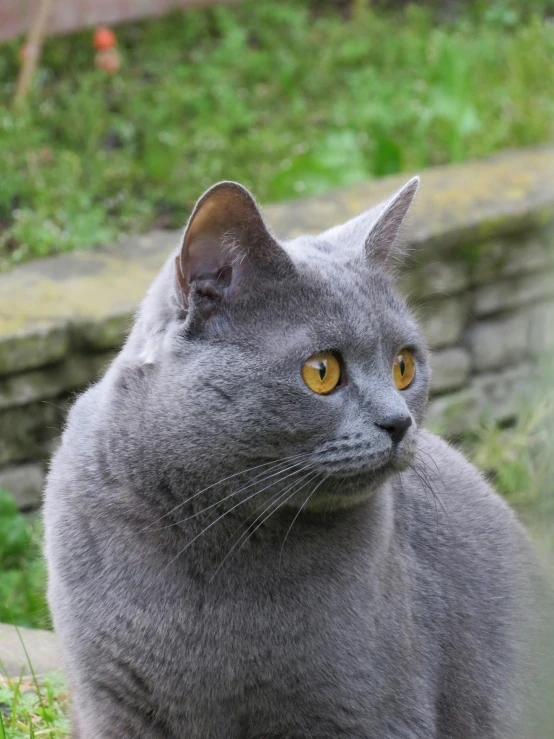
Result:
[318, 362, 326, 380]
[399, 358, 405, 375]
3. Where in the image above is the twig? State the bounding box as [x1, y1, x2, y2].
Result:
[14, 0, 54, 107]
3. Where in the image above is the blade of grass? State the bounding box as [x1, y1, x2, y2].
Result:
[14, 626, 51, 731]
[0, 658, 9, 681]
[10, 665, 26, 729]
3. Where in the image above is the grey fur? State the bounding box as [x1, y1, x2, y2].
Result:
[44, 178, 534, 739]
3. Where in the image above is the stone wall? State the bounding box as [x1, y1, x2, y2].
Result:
[1, 146, 553, 510]
[0, 0, 236, 42]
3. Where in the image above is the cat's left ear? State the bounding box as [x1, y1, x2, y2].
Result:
[364, 176, 419, 263]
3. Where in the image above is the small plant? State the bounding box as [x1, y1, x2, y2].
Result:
[0, 490, 49, 630]
[0, 671, 69, 738]
[461, 388, 554, 567]
[463, 396, 554, 517]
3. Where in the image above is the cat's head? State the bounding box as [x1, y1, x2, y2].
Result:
[111, 177, 430, 511]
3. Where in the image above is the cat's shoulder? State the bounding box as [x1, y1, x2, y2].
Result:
[412, 428, 503, 503]
[399, 429, 529, 548]
[395, 430, 536, 662]
[44, 381, 107, 504]
[58, 381, 105, 456]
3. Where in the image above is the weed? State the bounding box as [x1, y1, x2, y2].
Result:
[0, 672, 68, 738]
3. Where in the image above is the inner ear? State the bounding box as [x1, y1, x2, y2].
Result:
[177, 181, 288, 308]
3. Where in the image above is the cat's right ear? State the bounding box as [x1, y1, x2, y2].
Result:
[319, 176, 419, 267]
[364, 177, 419, 264]
[176, 181, 292, 316]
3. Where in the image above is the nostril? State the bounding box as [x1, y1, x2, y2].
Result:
[375, 414, 412, 442]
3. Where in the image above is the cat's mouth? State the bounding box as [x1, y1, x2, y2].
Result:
[298, 444, 413, 508]
[310, 435, 415, 479]
[317, 454, 392, 478]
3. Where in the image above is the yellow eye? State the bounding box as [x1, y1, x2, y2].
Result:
[302, 352, 341, 395]
[393, 349, 416, 390]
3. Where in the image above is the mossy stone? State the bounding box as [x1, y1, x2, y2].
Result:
[0, 352, 113, 411]
[0, 325, 69, 378]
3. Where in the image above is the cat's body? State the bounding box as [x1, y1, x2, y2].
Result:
[44, 179, 533, 738]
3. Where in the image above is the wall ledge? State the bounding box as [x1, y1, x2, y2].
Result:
[1, 146, 553, 378]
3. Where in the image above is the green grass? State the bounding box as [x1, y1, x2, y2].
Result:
[0, 0, 553, 268]
[0, 671, 69, 738]
[0, 491, 49, 630]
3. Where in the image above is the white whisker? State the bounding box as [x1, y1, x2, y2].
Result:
[279, 473, 330, 564]
[208, 471, 319, 582]
[141, 451, 312, 532]
[157, 463, 314, 577]
[148, 458, 313, 533]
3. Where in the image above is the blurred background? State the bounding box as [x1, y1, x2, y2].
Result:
[1, 0, 553, 267]
[0, 1, 553, 735]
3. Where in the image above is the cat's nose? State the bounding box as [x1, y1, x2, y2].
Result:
[375, 413, 412, 443]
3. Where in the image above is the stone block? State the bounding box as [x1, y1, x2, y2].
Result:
[426, 363, 533, 436]
[470, 228, 554, 286]
[0, 462, 44, 510]
[0, 352, 112, 411]
[468, 313, 530, 372]
[399, 258, 470, 300]
[430, 347, 471, 394]
[470, 363, 534, 422]
[528, 301, 554, 357]
[270, 147, 554, 253]
[415, 296, 467, 349]
[0, 401, 66, 466]
[0, 624, 61, 677]
[0, 324, 69, 377]
[472, 272, 554, 317]
[77, 312, 132, 351]
[426, 388, 475, 437]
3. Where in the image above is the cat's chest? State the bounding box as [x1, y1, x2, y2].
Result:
[135, 550, 421, 725]
[85, 518, 438, 737]
[163, 557, 377, 676]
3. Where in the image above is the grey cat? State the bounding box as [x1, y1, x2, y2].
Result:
[44, 177, 535, 739]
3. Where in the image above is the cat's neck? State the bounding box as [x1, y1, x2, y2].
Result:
[129, 475, 397, 582]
